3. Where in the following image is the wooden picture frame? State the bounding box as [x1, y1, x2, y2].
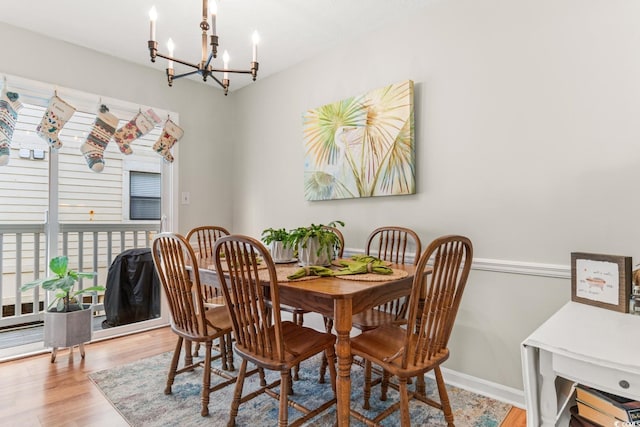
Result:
[571, 252, 632, 313]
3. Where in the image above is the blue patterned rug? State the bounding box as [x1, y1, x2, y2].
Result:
[89, 351, 511, 426]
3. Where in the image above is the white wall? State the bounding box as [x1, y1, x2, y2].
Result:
[0, 22, 235, 235]
[230, 0, 640, 391]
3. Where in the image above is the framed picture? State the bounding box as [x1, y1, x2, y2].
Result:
[571, 252, 632, 313]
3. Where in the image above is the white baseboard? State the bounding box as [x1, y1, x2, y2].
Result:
[435, 366, 526, 409]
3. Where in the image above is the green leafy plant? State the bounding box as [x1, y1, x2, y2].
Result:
[260, 227, 294, 248]
[21, 256, 103, 313]
[289, 220, 345, 261]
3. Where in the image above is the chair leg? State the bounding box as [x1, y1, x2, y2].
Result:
[325, 346, 337, 393]
[259, 367, 267, 387]
[201, 341, 213, 416]
[363, 359, 372, 410]
[416, 374, 426, 396]
[193, 342, 201, 357]
[165, 337, 183, 394]
[184, 339, 194, 368]
[225, 332, 235, 371]
[219, 334, 228, 371]
[399, 377, 411, 427]
[279, 369, 291, 427]
[380, 369, 390, 401]
[434, 366, 454, 427]
[292, 312, 304, 381]
[228, 359, 248, 427]
[318, 316, 333, 384]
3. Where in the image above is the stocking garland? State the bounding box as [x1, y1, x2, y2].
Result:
[153, 119, 183, 163]
[113, 109, 160, 155]
[36, 95, 76, 149]
[80, 104, 119, 173]
[0, 87, 23, 166]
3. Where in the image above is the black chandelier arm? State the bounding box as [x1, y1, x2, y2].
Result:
[148, 0, 258, 95]
[153, 51, 201, 70]
[151, 48, 258, 78]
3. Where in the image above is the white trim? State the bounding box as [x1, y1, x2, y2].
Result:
[435, 366, 526, 409]
[0, 73, 172, 119]
[344, 248, 570, 279]
[471, 257, 570, 279]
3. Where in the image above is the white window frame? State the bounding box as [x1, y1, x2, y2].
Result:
[1, 72, 179, 345]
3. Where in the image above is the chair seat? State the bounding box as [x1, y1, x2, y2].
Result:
[351, 324, 449, 378]
[351, 308, 408, 331]
[202, 305, 233, 335]
[234, 321, 336, 370]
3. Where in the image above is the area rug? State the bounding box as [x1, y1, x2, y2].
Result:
[89, 351, 511, 427]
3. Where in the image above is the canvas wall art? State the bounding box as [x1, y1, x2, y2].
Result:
[302, 80, 415, 201]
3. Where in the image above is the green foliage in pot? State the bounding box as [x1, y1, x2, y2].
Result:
[260, 227, 294, 249]
[21, 256, 103, 313]
[289, 220, 345, 261]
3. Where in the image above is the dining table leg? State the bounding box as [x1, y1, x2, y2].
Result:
[334, 298, 353, 427]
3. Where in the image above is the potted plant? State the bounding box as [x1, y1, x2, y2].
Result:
[289, 220, 345, 266]
[261, 227, 296, 263]
[21, 255, 103, 362]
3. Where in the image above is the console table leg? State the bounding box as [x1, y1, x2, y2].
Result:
[539, 350, 557, 427]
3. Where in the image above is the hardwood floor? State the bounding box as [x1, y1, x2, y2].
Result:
[0, 326, 526, 426]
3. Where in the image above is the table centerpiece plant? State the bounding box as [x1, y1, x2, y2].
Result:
[289, 220, 344, 266]
[261, 227, 296, 263]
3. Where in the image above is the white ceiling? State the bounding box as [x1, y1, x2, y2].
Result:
[0, 0, 434, 91]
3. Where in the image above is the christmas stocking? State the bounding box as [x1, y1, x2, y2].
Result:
[153, 119, 183, 162]
[0, 88, 23, 166]
[113, 110, 159, 155]
[80, 105, 119, 173]
[36, 95, 76, 149]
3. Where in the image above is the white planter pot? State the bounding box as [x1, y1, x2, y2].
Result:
[43, 304, 92, 348]
[298, 237, 331, 266]
[269, 241, 294, 263]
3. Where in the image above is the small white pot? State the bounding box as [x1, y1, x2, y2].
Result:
[270, 241, 294, 263]
[298, 237, 330, 266]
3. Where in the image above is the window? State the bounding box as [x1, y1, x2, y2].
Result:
[129, 171, 161, 220]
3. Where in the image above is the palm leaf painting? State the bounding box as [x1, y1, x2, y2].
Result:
[303, 80, 415, 200]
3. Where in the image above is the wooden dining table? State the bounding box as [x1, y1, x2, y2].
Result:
[196, 259, 417, 427]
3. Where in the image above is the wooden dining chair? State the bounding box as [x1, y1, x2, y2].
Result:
[319, 226, 420, 383]
[213, 234, 338, 427]
[355, 226, 421, 330]
[151, 232, 237, 417]
[186, 225, 233, 368]
[349, 235, 473, 427]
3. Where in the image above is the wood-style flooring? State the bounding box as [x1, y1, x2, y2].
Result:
[0, 326, 526, 426]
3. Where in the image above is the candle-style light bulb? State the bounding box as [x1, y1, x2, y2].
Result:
[167, 38, 175, 69]
[223, 50, 230, 80]
[149, 6, 158, 41]
[252, 31, 260, 62]
[210, 1, 217, 35]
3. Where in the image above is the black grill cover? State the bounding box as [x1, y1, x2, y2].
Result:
[102, 248, 160, 328]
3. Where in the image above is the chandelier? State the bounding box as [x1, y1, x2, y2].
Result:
[147, 0, 259, 95]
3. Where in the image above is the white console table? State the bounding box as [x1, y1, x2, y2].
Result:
[521, 302, 640, 426]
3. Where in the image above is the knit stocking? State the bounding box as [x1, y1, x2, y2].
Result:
[0, 88, 23, 166]
[113, 110, 158, 155]
[80, 105, 119, 173]
[36, 95, 76, 149]
[153, 119, 183, 162]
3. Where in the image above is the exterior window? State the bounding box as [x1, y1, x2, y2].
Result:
[130, 171, 161, 220]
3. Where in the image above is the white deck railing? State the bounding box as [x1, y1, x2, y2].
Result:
[0, 222, 160, 328]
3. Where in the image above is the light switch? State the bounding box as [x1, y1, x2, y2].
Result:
[181, 192, 190, 205]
